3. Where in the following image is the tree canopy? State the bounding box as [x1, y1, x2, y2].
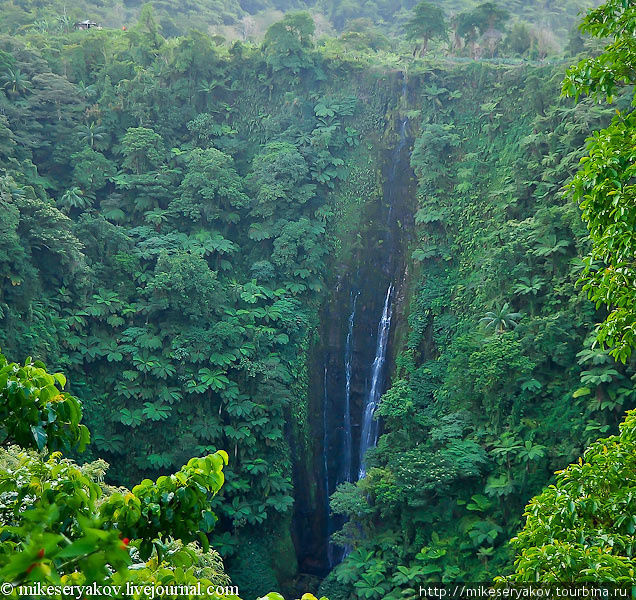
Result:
[0, 0, 632, 597]
[563, 0, 636, 363]
[404, 2, 447, 56]
[505, 409, 636, 582]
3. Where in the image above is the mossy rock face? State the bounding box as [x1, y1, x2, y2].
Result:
[269, 514, 299, 583]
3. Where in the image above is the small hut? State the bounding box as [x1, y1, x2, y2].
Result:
[74, 20, 101, 30]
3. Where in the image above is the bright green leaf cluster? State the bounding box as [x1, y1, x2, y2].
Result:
[503, 409, 636, 582]
[0, 352, 89, 452]
[102, 451, 229, 559]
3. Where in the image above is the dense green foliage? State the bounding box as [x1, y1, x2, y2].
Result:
[0, 0, 593, 51]
[0, 351, 330, 600]
[1, 0, 634, 596]
[0, 350, 234, 598]
[0, 448, 233, 597]
[504, 409, 636, 582]
[324, 39, 636, 600]
[0, 10, 368, 592]
[405, 2, 447, 57]
[503, 0, 636, 583]
[562, 0, 636, 364]
[0, 354, 89, 452]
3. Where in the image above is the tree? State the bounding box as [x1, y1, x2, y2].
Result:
[263, 12, 315, 73]
[58, 186, 92, 213]
[504, 409, 636, 582]
[0, 353, 89, 452]
[454, 3, 509, 57]
[562, 0, 636, 363]
[471, 2, 509, 34]
[454, 11, 480, 56]
[29, 72, 83, 124]
[174, 148, 248, 227]
[0, 351, 320, 600]
[1, 182, 85, 292]
[71, 148, 116, 194]
[247, 142, 315, 219]
[479, 302, 522, 333]
[504, 22, 532, 56]
[77, 122, 107, 149]
[513, 275, 545, 297]
[0, 68, 31, 97]
[121, 127, 165, 174]
[0, 446, 232, 593]
[127, 3, 165, 66]
[405, 2, 447, 57]
[147, 251, 224, 318]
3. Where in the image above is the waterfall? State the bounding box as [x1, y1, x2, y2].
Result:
[323, 366, 329, 493]
[341, 291, 359, 484]
[357, 76, 406, 479]
[318, 72, 408, 569]
[387, 119, 408, 228]
[358, 284, 394, 479]
[396, 119, 408, 157]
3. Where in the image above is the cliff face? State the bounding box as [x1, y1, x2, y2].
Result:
[291, 60, 631, 589]
[291, 72, 416, 576]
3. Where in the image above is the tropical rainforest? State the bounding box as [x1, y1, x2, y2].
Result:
[1, 0, 636, 598]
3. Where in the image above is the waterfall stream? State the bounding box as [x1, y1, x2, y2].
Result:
[323, 365, 334, 567]
[356, 78, 407, 480]
[358, 284, 394, 479]
[324, 291, 360, 566]
[342, 290, 358, 484]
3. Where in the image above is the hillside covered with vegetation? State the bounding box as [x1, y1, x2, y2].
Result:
[2, 0, 594, 49]
[1, 0, 636, 598]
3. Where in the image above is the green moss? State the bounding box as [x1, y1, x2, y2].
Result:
[269, 513, 299, 585]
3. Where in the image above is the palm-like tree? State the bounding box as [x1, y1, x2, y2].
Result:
[513, 275, 545, 296]
[197, 78, 227, 95]
[56, 13, 72, 33]
[78, 122, 107, 149]
[531, 233, 570, 257]
[76, 81, 97, 100]
[196, 79, 227, 108]
[0, 68, 31, 97]
[58, 187, 92, 212]
[295, 130, 312, 146]
[479, 302, 523, 333]
[143, 208, 168, 230]
[100, 193, 126, 223]
[492, 432, 523, 469]
[33, 19, 50, 33]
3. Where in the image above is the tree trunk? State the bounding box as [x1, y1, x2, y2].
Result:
[418, 38, 428, 57]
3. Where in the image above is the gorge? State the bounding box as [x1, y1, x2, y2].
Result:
[1, 4, 636, 598]
[293, 80, 416, 576]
